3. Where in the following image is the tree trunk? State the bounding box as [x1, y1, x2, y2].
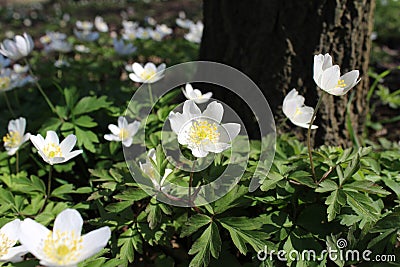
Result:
[199, 0, 375, 146]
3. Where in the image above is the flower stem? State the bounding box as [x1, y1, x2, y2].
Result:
[148, 83, 154, 108]
[4, 92, 16, 117]
[15, 150, 19, 174]
[307, 92, 325, 181]
[24, 59, 62, 121]
[47, 165, 53, 198]
[188, 161, 201, 213]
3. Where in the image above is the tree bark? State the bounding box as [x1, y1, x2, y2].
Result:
[199, 0, 375, 146]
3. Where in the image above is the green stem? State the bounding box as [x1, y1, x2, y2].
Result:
[307, 92, 325, 182]
[148, 83, 154, 108]
[24, 59, 62, 120]
[47, 165, 53, 198]
[4, 92, 16, 117]
[15, 150, 19, 174]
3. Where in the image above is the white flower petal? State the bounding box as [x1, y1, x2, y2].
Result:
[30, 134, 45, 150]
[19, 218, 51, 259]
[129, 73, 143, 83]
[77, 227, 111, 262]
[190, 146, 209, 158]
[219, 123, 241, 143]
[122, 138, 133, 147]
[63, 150, 83, 162]
[1, 245, 28, 263]
[59, 134, 77, 154]
[53, 209, 83, 235]
[104, 134, 120, 141]
[202, 101, 224, 123]
[45, 131, 60, 145]
[0, 219, 20, 241]
[108, 124, 120, 136]
[321, 65, 340, 91]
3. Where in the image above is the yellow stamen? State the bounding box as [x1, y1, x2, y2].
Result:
[42, 231, 83, 265]
[43, 143, 62, 159]
[119, 128, 129, 140]
[0, 233, 15, 257]
[0, 77, 11, 91]
[188, 120, 220, 145]
[294, 107, 303, 116]
[337, 79, 347, 88]
[3, 131, 21, 149]
[140, 69, 156, 81]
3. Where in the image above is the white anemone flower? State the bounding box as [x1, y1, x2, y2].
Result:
[19, 209, 111, 267]
[74, 44, 90, 53]
[104, 116, 140, 147]
[0, 33, 34, 61]
[73, 29, 99, 42]
[75, 20, 93, 31]
[156, 24, 173, 35]
[313, 53, 360, 96]
[128, 62, 166, 84]
[12, 64, 29, 74]
[139, 148, 172, 191]
[282, 89, 318, 129]
[182, 83, 212, 104]
[112, 38, 137, 56]
[3, 117, 30, 156]
[184, 21, 203, 44]
[94, 16, 108, 32]
[0, 219, 28, 263]
[30, 131, 83, 165]
[169, 100, 241, 158]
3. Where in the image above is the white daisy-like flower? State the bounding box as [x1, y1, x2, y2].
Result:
[30, 131, 83, 165]
[3, 117, 30, 156]
[104, 116, 140, 147]
[19, 209, 111, 267]
[282, 89, 318, 129]
[169, 100, 241, 158]
[313, 53, 360, 96]
[74, 44, 90, 53]
[128, 62, 166, 84]
[182, 83, 212, 104]
[75, 20, 93, 31]
[0, 33, 34, 61]
[94, 16, 108, 32]
[112, 38, 137, 56]
[184, 21, 203, 44]
[73, 29, 99, 42]
[139, 148, 172, 191]
[0, 219, 28, 263]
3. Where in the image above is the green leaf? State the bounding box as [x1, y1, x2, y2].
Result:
[75, 127, 98, 153]
[73, 96, 111, 115]
[51, 184, 75, 199]
[114, 188, 149, 201]
[74, 115, 98, 128]
[340, 153, 360, 185]
[325, 189, 346, 221]
[212, 185, 248, 214]
[344, 191, 380, 225]
[260, 171, 284, 191]
[382, 178, 400, 199]
[219, 216, 268, 254]
[188, 222, 221, 267]
[180, 214, 211, 237]
[316, 180, 338, 193]
[343, 180, 390, 195]
[146, 200, 161, 229]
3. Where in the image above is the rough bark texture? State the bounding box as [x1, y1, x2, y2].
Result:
[199, 0, 375, 146]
